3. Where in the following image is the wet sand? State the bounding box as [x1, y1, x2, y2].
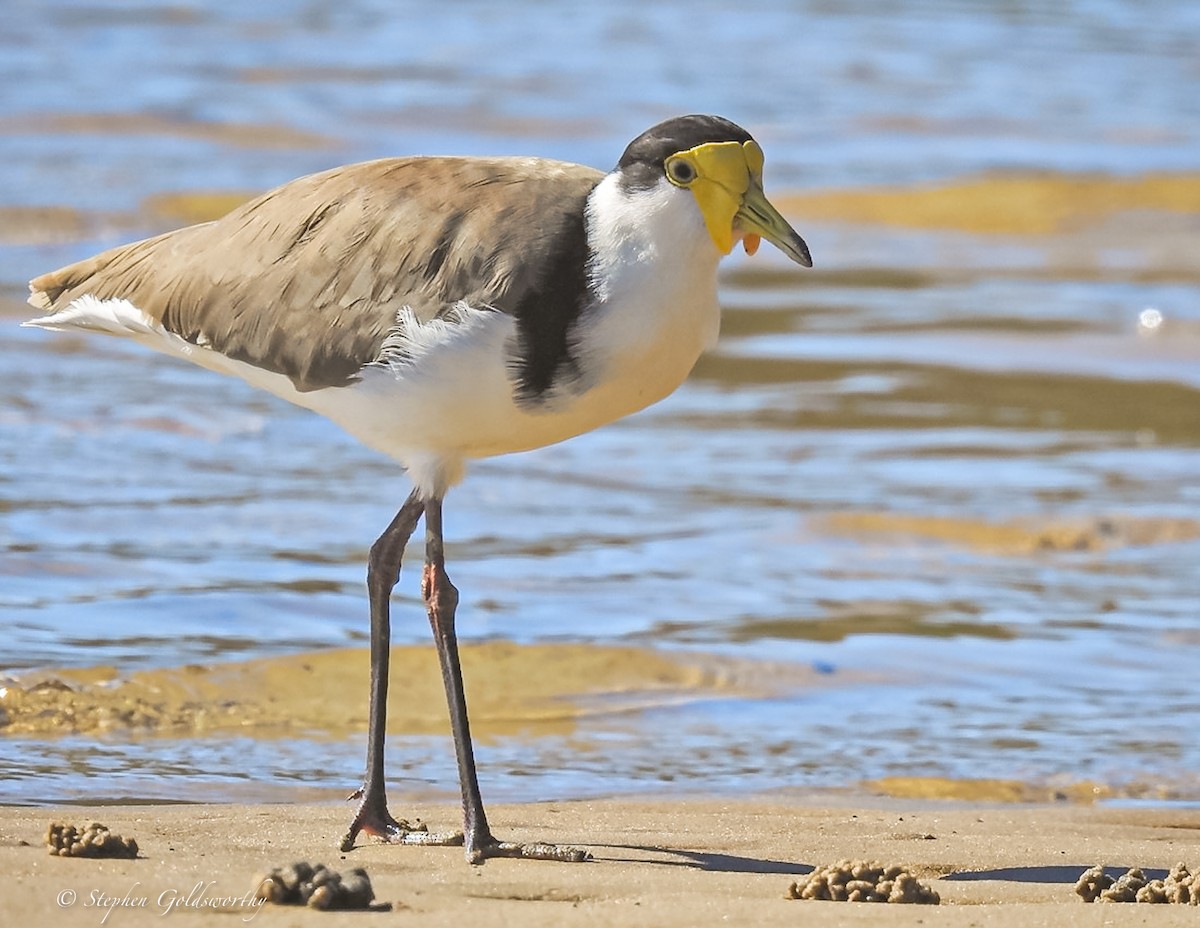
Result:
[0, 641, 828, 738]
[2, 798, 1198, 925]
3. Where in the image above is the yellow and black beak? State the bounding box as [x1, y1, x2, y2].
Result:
[666, 139, 812, 268]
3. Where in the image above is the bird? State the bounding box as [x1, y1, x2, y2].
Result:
[25, 113, 812, 864]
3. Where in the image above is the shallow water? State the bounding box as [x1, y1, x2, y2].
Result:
[2, 0, 1199, 807]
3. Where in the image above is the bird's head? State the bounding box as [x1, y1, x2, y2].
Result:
[617, 115, 812, 268]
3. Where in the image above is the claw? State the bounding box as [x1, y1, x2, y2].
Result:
[341, 820, 463, 852]
[341, 788, 463, 852]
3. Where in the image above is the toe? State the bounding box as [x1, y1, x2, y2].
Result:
[469, 840, 591, 864]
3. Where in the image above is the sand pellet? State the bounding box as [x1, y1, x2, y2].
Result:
[253, 861, 379, 911]
[1075, 863, 1196, 905]
[787, 860, 939, 904]
[45, 822, 138, 859]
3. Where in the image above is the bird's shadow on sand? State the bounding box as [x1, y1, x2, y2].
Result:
[943, 865, 1169, 883]
[589, 850, 1169, 885]
[590, 844, 812, 875]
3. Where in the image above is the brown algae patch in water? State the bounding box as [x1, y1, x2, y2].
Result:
[0, 205, 95, 246]
[0, 642, 778, 739]
[0, 112, 336, 149]
[818, 512, 1200, 556]
[867, 776, 1111, 804]
[143, 191, 258, 224]
[777, 171, 1200, 235]
[728, 602, 1015, 644]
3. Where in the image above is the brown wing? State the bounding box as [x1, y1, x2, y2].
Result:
[29, 156, 603, 391]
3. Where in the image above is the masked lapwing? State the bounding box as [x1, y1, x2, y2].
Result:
[25, 114, 812, 863]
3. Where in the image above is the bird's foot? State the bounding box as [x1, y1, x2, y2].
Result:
[467, 837, 591, 864]
[340, 788, 463, 852]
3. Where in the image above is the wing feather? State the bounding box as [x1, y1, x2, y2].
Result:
[29, 157, 603, 391]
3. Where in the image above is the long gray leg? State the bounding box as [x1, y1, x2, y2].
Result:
[422, 496, 590, 864]
[339, 489, 460, 851]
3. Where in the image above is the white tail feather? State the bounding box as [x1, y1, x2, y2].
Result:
[23, 294, 160, 337]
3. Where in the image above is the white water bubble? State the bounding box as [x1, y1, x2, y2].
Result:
[1137, 307, 1163, 334]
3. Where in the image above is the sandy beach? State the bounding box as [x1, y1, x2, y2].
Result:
[2, 797, 1197, 926]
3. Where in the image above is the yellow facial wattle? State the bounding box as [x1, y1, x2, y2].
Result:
[665, 139, 811, 267]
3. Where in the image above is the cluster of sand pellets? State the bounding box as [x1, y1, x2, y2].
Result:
[787, 860, 940, 904]
[1075, 864, 1197, 904]
[253, 861, 379, 911]
[46, 822, 138, 859]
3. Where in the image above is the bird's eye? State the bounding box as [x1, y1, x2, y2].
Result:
[665, 157, 696, 186]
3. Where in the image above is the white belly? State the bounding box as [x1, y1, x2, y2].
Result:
[305, 285, 719, 488]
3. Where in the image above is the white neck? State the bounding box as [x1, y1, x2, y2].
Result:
[566, 171, 724, 415]
[577, 174, 723, 381]
[586, 173, 721, 300]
